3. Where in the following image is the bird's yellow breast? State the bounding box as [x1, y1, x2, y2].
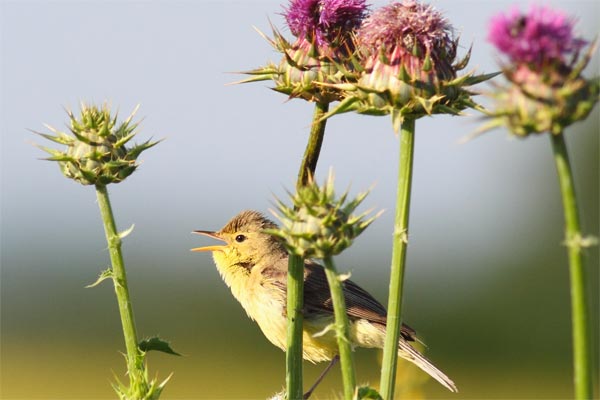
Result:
[212, 253, 339, 363]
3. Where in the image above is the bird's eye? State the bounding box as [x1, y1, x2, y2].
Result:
[235, 234, 246, 243]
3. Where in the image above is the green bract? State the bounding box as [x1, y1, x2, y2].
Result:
[270, 172, 380, 259]
[36, 103, 158, 185]
[481, 53, 600, 136]
[237, 27, 348, 103]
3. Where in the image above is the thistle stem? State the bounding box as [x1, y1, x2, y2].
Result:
[286, 253, 305, 400]
[297, 102, 330, 189]
[549, 133, 592, 400]
[286, 101, 330, 400]
[380, 118, 416, 399]
[95, 184, 144, 392]
[323, 256, 356, 400]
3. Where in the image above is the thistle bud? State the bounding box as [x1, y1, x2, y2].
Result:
[239, 0, 368, 103]
[324, 0, 496, 129]
[36, 103, 158, 185]
[484, 5, 599, 136]
[270, 172, 380, 259]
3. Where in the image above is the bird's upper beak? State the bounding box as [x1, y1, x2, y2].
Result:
[191, 230, 227, 252]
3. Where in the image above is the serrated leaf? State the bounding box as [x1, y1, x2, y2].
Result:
[138, 336, 181, 356]
[86, 268, 113, 288]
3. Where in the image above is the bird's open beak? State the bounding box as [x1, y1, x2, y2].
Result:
[191, 230, 227, 252]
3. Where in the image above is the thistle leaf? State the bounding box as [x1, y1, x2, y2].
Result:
[356, 386, 383, 400]
[138, 336, 181, 356]
[86, 268, 113, 288]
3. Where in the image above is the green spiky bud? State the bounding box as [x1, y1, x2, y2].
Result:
[270, 171, 380, 259]
[35, 103, 158, 185]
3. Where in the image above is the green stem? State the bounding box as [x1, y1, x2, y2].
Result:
[323, 257, 356, 400]
[286, 101, 330, 400]
[286, 254, 305, 400]
[550, 133, 592, 400]
[380, 118, 416, 399]
[296, 102, 330, 190]
[95, 184, 144, 391]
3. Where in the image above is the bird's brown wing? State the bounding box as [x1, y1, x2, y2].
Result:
[302, 261, 417, 342]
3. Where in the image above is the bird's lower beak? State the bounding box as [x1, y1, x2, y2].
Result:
[191, 230, 227, 252]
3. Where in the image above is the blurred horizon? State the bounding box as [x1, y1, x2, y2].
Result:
[1, 0, 598, 399]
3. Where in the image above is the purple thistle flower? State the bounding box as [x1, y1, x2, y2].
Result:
[356, 0, 458, 93]
[238, 0, 368, 103]
[482, 5, 599, 136]
[284, 0, 368, 50]
[325, 0, 486, 125]
[358, 0, 454, 63]
[488, 5, 587, 67]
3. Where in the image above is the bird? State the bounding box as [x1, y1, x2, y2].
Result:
[192, 210, 457, 395]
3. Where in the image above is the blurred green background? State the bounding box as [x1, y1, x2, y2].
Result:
[1, 0, 598, 399]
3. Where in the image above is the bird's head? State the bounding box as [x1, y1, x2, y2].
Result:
[192, 210, 285, 269]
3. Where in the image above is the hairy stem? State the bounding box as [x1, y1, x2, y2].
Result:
[287, 101, 330, 400]
[550, 133, 592, 400]
[95, 184, 145, 394]
[380, 118, 416, 399]
[323, 256, 356, 400]
[286, 254, 305, 400]
[296, 102, 330, 190]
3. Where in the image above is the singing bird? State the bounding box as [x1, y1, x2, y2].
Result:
[192, 210, 457, 394]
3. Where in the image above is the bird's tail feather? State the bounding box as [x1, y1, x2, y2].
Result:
[398, 340, 458, 393]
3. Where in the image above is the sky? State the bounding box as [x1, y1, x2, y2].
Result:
[1, 0, 599, 398]
[1, 0, 597, 277]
